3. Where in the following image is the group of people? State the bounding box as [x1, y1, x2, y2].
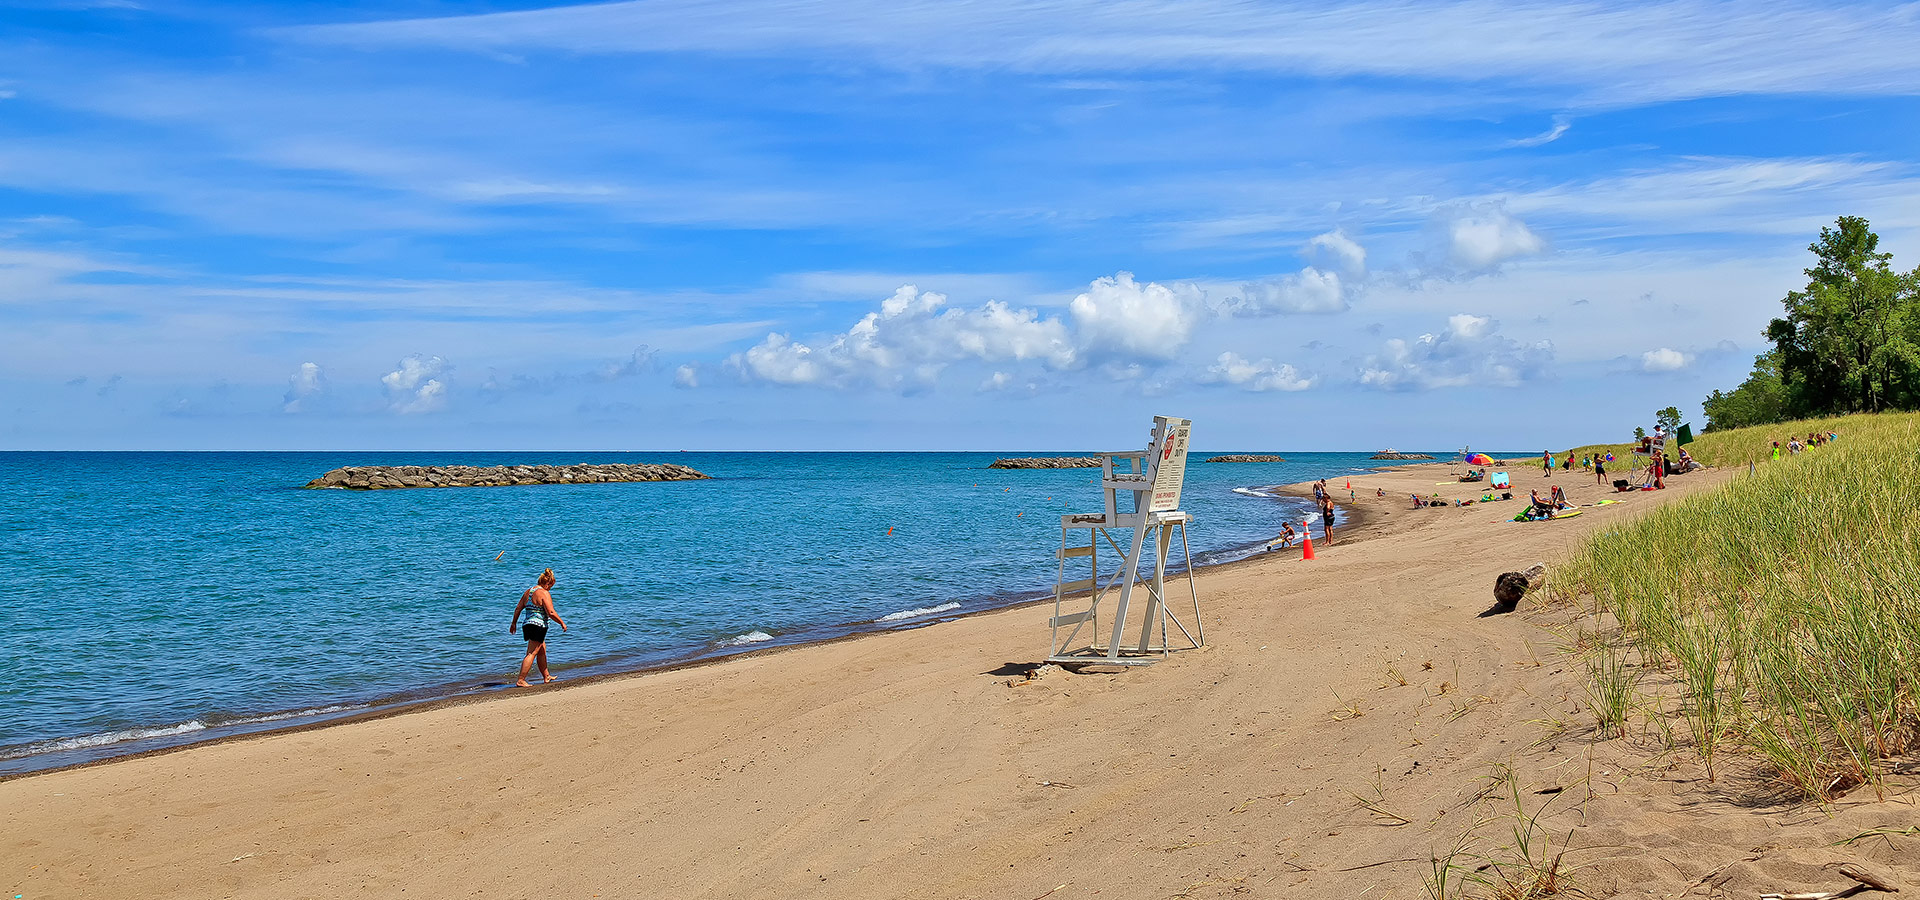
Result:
[1263, 482, 1336, 553]
[1525, 486, 1574, 518]
[1774, 430, 1839, 459]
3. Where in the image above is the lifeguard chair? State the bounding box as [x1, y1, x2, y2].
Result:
[1045, 416, 1204, 666]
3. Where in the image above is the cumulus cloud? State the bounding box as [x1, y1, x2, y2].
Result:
[283, 362, 324, 412]
[382, 354, 448, 413]
[1359, 314, 1553, 390]
[594, 346, 658, 381]
[1305, 228, 1366, 275]
[1640, 347, 1691, 372]
[728, 285, 1075, 388]
[1430, 203, 1546, 272]
[673, 364, 699, 388]
[1205, 352, 1313, 392]
[1067, 272, 1202, 362]
[1224, 266, 1348, 315]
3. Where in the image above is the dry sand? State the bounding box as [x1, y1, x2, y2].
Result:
[6, 458, 1915, 899]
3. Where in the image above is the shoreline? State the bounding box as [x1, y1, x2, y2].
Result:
[1, 467, 1379, 781]
[10, 456, 1826, 900]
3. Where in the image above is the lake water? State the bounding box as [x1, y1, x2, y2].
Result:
[0, 450, 1432, 774]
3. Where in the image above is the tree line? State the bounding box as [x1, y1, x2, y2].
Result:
[1703, 216, 1920, 431]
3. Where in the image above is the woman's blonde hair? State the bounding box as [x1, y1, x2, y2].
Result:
[538, 568, 556, 587]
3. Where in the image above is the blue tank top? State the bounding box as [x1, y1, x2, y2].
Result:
[522, 588, 548, 629]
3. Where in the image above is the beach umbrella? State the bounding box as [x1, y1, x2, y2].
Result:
[1466, 453, 1493, 466]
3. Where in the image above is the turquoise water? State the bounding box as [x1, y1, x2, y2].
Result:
[0, 450, 1415, 774]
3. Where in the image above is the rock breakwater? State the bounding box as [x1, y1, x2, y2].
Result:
[988, 457, 1102, 469]
[304, 463, 710, 490]
[1205, 454, 1286, 463]
[1369, 451, 1436, 460]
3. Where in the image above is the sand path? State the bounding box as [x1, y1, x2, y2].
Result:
[6, 458, 1914, 899]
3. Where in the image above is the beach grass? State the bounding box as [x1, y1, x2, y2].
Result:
[1554, 411, 1920, 800]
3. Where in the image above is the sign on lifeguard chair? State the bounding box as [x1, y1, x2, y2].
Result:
[1045, 415, 1204, 666]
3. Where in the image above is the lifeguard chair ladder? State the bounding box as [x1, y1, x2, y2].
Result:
[1046, 416, 1204, 666]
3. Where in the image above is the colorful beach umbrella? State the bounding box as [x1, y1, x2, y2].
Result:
[1466, 453, 1493, 466]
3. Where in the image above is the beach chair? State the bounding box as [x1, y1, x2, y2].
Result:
[1490, 471, 1510, 489]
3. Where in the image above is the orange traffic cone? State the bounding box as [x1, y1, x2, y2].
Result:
[1344, 478, 1351, 490]
[1300, 522, 1316, 560]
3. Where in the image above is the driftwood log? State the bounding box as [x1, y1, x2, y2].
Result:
[1479, 563, 1547, 617]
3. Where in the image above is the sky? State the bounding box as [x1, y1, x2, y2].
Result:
[3, 0, 1918, 451]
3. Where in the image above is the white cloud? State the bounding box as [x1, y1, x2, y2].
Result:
[1306, 228, 1366, 274]
[728, 285, 1075, 387]
[673, 364, 700, 388]
[1067, 272, 1201, 361]
[1436, 204, 1545, 271]
[382, 354, 449, 413]
[1359, 314, 1553, 390]
[283, 362, 324, 413]
[1507, 115, 1572, 148]
[1224, 266, 1348, 315]
[594, 346, 658, 381]
[1205, 352, 1313, 392]
[1640, 347, 1691, 371]
[278, 1, 1920, 105]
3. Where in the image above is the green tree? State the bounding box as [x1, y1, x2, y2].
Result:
[1702, 350, 1787, 431]
[1765, 216, 1920, 415]
[1655, 406, 1682, 434]
[1633, 426, 1646, 441]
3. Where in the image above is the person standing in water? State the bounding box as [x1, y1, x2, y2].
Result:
[510, 568, 567, 687]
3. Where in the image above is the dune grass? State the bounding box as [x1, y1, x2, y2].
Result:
[1554, 411, 1920, 800]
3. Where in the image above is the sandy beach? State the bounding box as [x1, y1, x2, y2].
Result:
[6, 458, 1914, 899]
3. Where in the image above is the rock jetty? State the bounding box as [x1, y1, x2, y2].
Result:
[1369, 451, 1436, 460]
[1205, 454, 1286, 463]
[988, 457, 1102, 469]
[304, 463, 709, 490]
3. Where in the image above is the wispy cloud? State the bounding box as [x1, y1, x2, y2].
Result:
[277, 0, 1920, 104]
[1506, 115, 1572, 147]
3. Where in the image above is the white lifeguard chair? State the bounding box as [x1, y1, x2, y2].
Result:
[1045, 415, 1204, 666]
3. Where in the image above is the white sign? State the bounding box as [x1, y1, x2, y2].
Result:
[1148, 417, 1191, 512]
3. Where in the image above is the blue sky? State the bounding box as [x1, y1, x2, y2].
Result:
[4, 0, 1918, 450]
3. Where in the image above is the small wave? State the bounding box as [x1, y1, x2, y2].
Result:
[0, 720, 207, 759]
[876, 601, 961, 622]
[0, 702, 373, 761]
[721, 630, 774, 647]
[215, 703, 365, 728]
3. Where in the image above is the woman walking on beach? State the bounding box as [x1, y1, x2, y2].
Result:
[510, 568, 567, 687]
[1594, 454, 1607, 486]
[1319, 495, 1336, 544]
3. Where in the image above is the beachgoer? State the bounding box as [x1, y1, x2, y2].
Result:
[1541, 450, 1552, 477]
[1320, 495, 1336, 544]
[510, 568, 568, 687]
[1771, 440, 1782, 461]
[1550, 485, 1571, 509]
[1266, 522, 1297, 552]
[1313, 479, 1327, 501]
[1594, 455, 1607, 485]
